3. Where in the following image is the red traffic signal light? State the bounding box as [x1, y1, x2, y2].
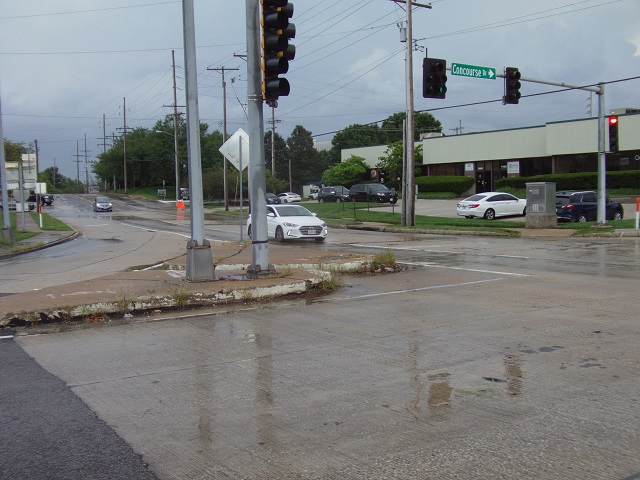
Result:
[608, 115, 619, 152]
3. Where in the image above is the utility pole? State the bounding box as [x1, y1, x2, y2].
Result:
[395, 0, 431, 226]
[270, 106, 281, 177]
[84, 134, 89, 193]
[182, 0, 214, 281]
[34, 139, 39, 177]
[162, 50, 185, 204]
[122, 97, 128, 193]
[74, 141, 81, 193]
[449, 120, 464, 135]
[208, 65, 239, 211]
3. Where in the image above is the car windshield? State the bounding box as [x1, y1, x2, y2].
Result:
[275, 206, 312, 217]
[96, 197, 110, 203]
[368, 184, 390, 192]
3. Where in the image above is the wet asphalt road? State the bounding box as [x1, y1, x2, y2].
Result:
[2, 195, 640, 479]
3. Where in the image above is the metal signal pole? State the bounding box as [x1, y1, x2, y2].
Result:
[245, 0, 270, 273]
[182, 0, 214, 281]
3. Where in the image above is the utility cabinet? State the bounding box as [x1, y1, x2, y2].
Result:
[526, 182, 557, 228]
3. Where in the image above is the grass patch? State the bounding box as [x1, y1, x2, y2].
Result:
[29, 212, 73, 231]
[556, 217, 635, 235]
[371, 249, 397, 271]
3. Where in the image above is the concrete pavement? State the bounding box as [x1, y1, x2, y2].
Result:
[2, 202, 638, 331]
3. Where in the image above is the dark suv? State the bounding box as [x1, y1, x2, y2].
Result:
[556, 190, 623, 223]
[349, 183, 398, 204]
[28, 193, 54, 205]
[318, 186, 350, 203]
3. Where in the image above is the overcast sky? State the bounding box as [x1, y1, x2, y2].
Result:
[1, 0, 639, 180]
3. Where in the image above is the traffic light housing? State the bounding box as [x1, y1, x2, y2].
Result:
[504, 67, 521, 104]
[423, 57, 447, 99]
[608, 115, 619, 152]
[261, 0, 295, 106]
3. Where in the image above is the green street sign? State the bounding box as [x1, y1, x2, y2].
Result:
[451, 63, 496, 80]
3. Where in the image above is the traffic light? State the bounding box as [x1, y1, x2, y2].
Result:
[423, 57, 447, 99]
[608, 115, 619, 152]
[504, 67, 521, 104]
[261, 0, 295, 106]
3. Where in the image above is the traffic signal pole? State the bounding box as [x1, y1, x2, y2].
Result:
[182, 0, 215, 281]
[246, 0, 270, 273]
[501, 74, 607, 224]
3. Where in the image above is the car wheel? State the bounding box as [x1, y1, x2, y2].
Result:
[247, 225, 252, 239]
[315, 237, 325, 242]
[390, 198, 398, 205]
[283, 199, 288, 203]
[318, 198, 323, 203]
[522, 207, 527, 216]
[613, 210, 623, 221]
[275, 226, 285, 242]
[578, 214, 588, 223]
[484, 209, 496, 220]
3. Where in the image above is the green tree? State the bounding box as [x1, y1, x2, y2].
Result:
[287, 125, 324, 192]
[3, 139, 33, 162]
[379, 112, 442, 144]
[376, 142, 423, 190]
[322, 155, 368, 186]
[264, 131, 289, 181]
[38, 167, 78, 193]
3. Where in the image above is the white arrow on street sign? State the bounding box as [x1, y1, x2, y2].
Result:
[451, 62, 496, 80]
[219, 128, 249, 171]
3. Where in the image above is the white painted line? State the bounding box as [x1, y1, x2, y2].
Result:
[349, 243, 459, 255]
[0, 335, 14, 340]
[326, 278, 504, 302]
[400, 261, 531, 277]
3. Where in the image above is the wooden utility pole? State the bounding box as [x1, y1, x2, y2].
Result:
[208, 66, 239, 211]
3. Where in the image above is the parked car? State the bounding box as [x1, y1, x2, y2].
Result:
[93, 196, 113, 212]
[456, 192, 527, 220]
[318, 185, 350, 203]
[277, 192, 301, 203]
[28, 193, 54, 206]
[265, 193, 280, 204]
[556, 190, 623, 223]
[349, 183, 398, 204]
[0, 200, 35, 212]
[247, 204, 328, 242]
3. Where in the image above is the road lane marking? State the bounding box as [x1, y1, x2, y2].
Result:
[323, 278, 505, 302]
[400, 261, 531, 277]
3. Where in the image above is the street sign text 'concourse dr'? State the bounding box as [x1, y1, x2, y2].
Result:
[451, 62, 496, 80]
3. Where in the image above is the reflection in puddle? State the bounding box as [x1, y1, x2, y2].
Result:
[427, 372, 452, 408]
[504, 354, 523, 396]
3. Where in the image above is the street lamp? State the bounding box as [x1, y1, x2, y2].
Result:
[155, 130, 180, 202]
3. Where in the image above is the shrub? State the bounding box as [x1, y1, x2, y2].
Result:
[495, 170, 640, 191]
[415, 175, 474, 196]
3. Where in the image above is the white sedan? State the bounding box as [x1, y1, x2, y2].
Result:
[456, 192, 527, 220]
[277, 192, 301, 203]
[247, 204, 328, 242]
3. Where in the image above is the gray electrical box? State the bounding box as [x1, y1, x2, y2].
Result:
[526, 182, 557, 228]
